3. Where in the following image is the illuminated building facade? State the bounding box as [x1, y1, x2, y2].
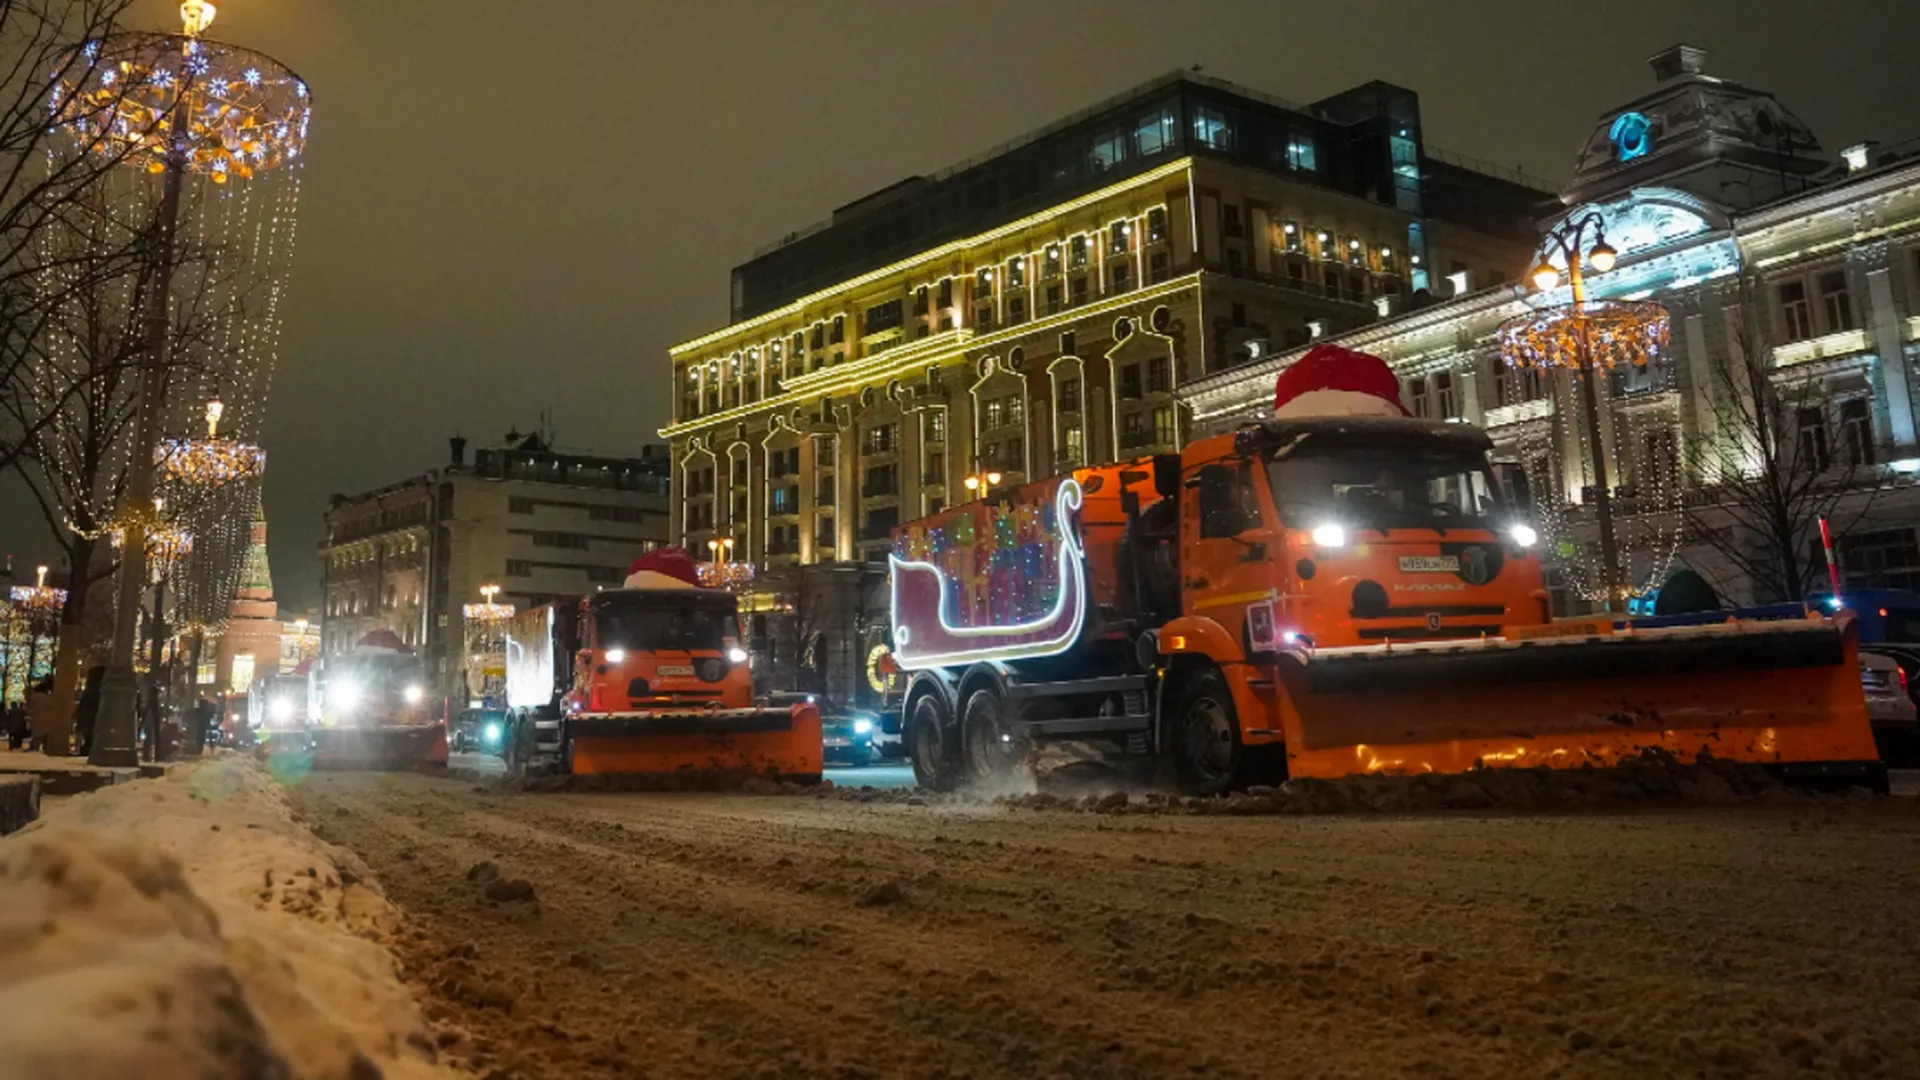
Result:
[1183, 46, 1920, 609]
[319, 434, 671, 701]
[663, 72, 1552, 571]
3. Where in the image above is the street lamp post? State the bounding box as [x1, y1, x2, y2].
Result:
[961, 463, 1005, 501]
[1528, 214, 1623, 609]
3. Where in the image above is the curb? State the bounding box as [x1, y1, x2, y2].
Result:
[0, 775, 42, 835]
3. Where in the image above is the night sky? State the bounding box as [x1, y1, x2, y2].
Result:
[2, 0, 1914, 610]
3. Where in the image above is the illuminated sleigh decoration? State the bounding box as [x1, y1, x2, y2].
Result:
[888, 479, 1087, 670]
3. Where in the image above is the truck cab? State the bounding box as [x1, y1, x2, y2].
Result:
[563, 587, 754, 714]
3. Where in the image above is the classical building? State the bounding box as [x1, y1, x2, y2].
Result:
[1182, 45, 1920, 609]
[661, 71, 1556, 570]
[319, 433, 672, 701]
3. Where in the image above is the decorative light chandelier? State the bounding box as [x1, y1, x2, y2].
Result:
[1496, 300, 1672, 371]
[154, 399, 265, 486]
[697, 562, 756, 590]
[52, 3, 310, 183]
[9, 566, 69, 619]
[461, 602, 516, 624]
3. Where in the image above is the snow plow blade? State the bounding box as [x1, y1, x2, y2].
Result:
[306, 725, 451, 771]
[566, 701, 823, 783]
[1275, 615, 1884, 790]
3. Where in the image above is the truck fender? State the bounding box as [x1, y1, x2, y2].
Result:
[902, 669, 961, 734]
[1156, 615, 1245, 666]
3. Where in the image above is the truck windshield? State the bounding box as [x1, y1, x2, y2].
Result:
[595, 593, 736, 653]
[1267, 447, 1501, 532]
[333, 654, 421, 695]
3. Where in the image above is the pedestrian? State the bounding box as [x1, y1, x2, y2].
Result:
[5, 702, 25, 751]
[26, 677, 54, 754]
[75, 666, 102, 757]
[194, 697, 216, 755]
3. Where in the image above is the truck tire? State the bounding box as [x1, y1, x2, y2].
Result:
[906, 692, 960, 792]
[1173, 669, 1243, 797]
[961, 685, 1025, 784]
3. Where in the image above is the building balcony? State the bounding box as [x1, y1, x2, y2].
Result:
[1773, 328, 1869, 368]
[1481, 398, 1554, 429]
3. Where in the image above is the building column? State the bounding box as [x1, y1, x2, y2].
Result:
[1867, 268, 1917, 451]
[1683, 313, 1719, 481]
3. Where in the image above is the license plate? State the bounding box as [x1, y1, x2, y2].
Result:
[657, 665, 694, 677]
[1398, 555, 1460, 573]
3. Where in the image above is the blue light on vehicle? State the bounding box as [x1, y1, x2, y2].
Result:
[852, 717, 874, 735]
[483, 721, 503, 744]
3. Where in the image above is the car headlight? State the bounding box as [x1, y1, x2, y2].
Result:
[404, 685, 424, 704]
[727, 646, 749, 664]
[483, 721, 502, 743]
[1311, 523, 1346, 548]
[852, 717, 874, 735]
[1509, 523, 1538, 548]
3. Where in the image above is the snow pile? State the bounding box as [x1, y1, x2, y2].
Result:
[0, 755, 455, 1080]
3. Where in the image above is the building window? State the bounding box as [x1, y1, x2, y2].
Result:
[1007, 256, 1026, 289]
[864, 423, 896, 453]
[1111, 261, 1132, 293]
[771, 485, 799, 515]
[1147, 356, 1170, 393]
[733, 458, 748, 485]
[1409, 376, 1430, 418]
[1060, 330, 1076, 356]
[1119, 363, 1143, 400]
[925, 452, 944, 486]
[975, 305, 995, 332]
[1090, 128, 1126, 173]
[862, 506, 900, 541]
[1058, 377, 1081, 413]
[913, 286, 929, 316]
[1226, 249, 1244, 277]
[1152, 406, 1175, 446]
[509, 497, 535, 515]
[1121, 411, 1146, 450]
[1839, 528, 1920, 591]
[531, 531, 589, 550]
[1796, 406, 1831, 472]
[975, 266, 994, 297]
[1147, 207, 1168, 243]
[864, 298, 903, 335]
[1008, 295, 1027, 324]
[1045, 283, 1063, 315]
[1135, 108, 1176, 156]
[1841, 397, 1875, 466]
[1150, 251, 1170, 284]
[863, 463, 898, 497]
[506, 560, 531, 577]
[1223, 204, 1243, 238]
[1434, 372, 1456, 419]
[1286, 134, 1317, 171]
[1070, 235, 1089, 269]
[1192, 106, 1233, 150]
[927, 411, 947, 444]
[1062, 425, 1084, 466]
[1043, 245, 1062, 279]
[937, 278, 953, 309]
[1071, 276, 1089, 306]
[829, 315, 845, 344]
[817, 475, 835, 508]
[1817, 270, 1855, 332]
[984, 398, 1004, 430]
[1283, 221, 1303, 253]
[1778, 280, 1813, 342]
[811, 323, 825, 350]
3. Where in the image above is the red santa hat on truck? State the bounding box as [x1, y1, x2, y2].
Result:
[1271, 343, 1410, 419]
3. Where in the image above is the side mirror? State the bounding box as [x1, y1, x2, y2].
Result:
[1152, 453, 1182, 498]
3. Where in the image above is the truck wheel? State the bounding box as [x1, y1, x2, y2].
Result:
[1174, 669, 1243, 797]
[961, 685, 1026, 783]
[906, 693, 959, 792]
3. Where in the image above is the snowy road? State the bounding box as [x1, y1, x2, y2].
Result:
[448, 751, 919, 790]
[293, 771, 1920, 1079]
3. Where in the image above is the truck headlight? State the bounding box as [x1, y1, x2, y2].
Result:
[852, 717, 874, 735]
[727, 646, 749, 664]
[1509, 523, 1538, 548]
[604, 648, 627, 664]
[1311, 523, 1346, 548]
[404, 685, 424, 704]
[331, 679, 359, 710]
[270, 697, 294, 722]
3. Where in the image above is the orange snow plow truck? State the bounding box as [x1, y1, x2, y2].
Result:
[501, 549, 822, 783]
[889, 413, 1885, 795]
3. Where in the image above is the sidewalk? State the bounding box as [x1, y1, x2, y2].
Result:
[0, 748, 157, 794]
[0, 754, 458, 1080]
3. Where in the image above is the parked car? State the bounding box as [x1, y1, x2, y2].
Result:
[452, 707, 508, 756]
[1861, 647, 1919, 765]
